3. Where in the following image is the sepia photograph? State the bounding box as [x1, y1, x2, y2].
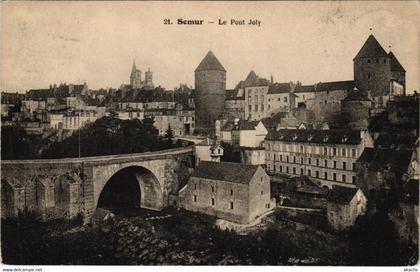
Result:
[1, 1, 419, 268]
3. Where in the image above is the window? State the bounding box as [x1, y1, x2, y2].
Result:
[293, 156, 296, 163]
[261, 191, 264, 195]
[211, 198, 215, 206]
[194, 195, 197, 202]
[230, 202, 234, 209]
[287, 156, 289, 163]
[280, 155, 282, 161]
[308, 169, 312, 176]
[278, 98, 281, 101]
[286, 167, 289, 173]
[342, 175, 346, 182]
[316, 159, 319, 166]
[300, 168, 304, 175]
[333, 148, 337, 156]
[284, 97, 288, 103]
[279, 165, 282, 172]
[352, 149, 356, 157]
[300, 145, 304, 152]
[343, 162, 346, 170]
[316, 171, 319, 178]
[367, 59, 371, 63]
[301, 157, 304, 164]
[324, 147, 328, 155]
[194, 184, 197, 190]
[230, 189, 233, 196]
[308, 158, 311, 165]
[333, 161, 337, 169]
[342, 149, 346, 157]
[325, 160, 328, 167]
[211, 186, 214, 193]
[353, 163, 356, 170]
[293, 167, 296, 174]
[248, 105, 252, 111]
[352, 176, 356, 183]
[324, 172, 328, 179]
[333, 173, 336, 181]
[368, 73, 372, 80]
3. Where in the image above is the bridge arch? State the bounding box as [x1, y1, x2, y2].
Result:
[95, 165, 163, 211]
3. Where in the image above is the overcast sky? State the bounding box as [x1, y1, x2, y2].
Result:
[2, 1, 419, 93]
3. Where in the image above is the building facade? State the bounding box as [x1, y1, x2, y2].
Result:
[179, 161, 275, 224]
[130, 60, 154, 89]
[265, 129, 374, 188]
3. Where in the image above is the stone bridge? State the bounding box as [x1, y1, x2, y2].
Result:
[1, 147, 194, 222]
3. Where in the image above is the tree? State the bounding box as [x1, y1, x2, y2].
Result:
[164, 124, 174, 148]
[1, 126, 32, 159]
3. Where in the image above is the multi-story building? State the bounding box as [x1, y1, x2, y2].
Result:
[223, 89, 245, 120]
[240, 71, 271, 121]
[228, 119, 268, 149]
[267, 82, 295, 116]
[265, 129, 374, 188]
[313, 80, 355, 122]
[145, 108, 195, 136]
[194, 138, 224, 166]
[179, 161, 275, 224]
[293, 84, 315, 109]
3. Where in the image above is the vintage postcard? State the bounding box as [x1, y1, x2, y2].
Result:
[1, 1, 419, 269]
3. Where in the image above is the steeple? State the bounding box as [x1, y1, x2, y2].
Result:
[131, 60, 137, 74]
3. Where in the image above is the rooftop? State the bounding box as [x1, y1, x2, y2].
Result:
[192, 161, 260, 184]
[354, 34, 388, 60]
[195, 51, 226, 72]
[266, 129, 362, 145]
[326, 186, 359, 204]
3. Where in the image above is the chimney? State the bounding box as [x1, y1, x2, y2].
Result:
[234, 118, 239, 125]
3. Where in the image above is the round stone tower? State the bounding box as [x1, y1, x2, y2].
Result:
[341, 87, 372, 130]
[194, 51, 226, 136]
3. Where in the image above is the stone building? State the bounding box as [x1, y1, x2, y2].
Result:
[179, 161, 275, 224]
[313, 80, 355, 123]
[353, 34, 406, 110]
[145, 108, 195, 136]
[130, 60, 154, 89]
[229, 119, 268, 149]
[223, 89, 245, 120]
[194, 51, 226, 136]
[340, 87, 372, 130]
[194, 138, 224, 166]
[326, 186, 367, 231]
[293, 84, 315, 109]
[265, 129, 374, 188]
[267, 82, 295, 116]
[239, 71, 271, 121]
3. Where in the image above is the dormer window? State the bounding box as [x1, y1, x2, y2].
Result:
[293, 135, 298, 140]
[307, 134, 313, 141]
[342, 136, 348, 143]
[323, 136, 329, 142]
[367, 59, 371, 63]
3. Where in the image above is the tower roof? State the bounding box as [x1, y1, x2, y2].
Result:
[131, 60, 137, 73]
[354, 34, 388, 60]
[388, 51, 406, 72]
[195, 51, 226, 72]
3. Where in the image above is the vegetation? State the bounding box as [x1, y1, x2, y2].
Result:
[2, 117, 187, 160]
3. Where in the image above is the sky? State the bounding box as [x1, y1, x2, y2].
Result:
[1, 1, 419, 93]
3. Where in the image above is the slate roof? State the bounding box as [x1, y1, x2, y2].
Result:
[357, 147, 413, 174]
[26, 89, 55, 100]
[354, 34, 388, 59]
[388, 51, 406, 72]
[326, 186, 359, 204]
[268, 83, 292, 94]
[294, 85, 315, 93]
[342, 87, 371, 102]
[375, 133, 418, 149]
[225, 89, 244, 100]
[221, 119, 258, 131]
[315, 80, 354, 92]
[265, 129, 362, 145]
[241, 71, 271, 88]
[192, 161, 260, 184]
[195, 51, 226, 72]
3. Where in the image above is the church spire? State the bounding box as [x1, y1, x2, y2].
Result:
[131, 59, 137, 74]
